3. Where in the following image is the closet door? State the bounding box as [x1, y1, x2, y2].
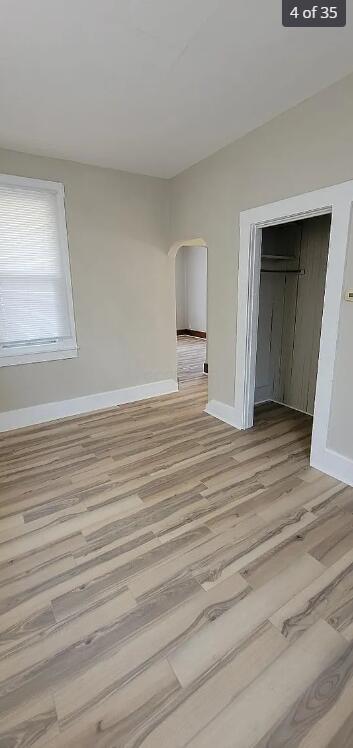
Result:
[255, 273, 285, 404]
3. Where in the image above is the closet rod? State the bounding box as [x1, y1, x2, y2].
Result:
[261, 269, 304, 275]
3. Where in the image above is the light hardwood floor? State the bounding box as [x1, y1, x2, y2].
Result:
[1, 341, 353, 746]
[177, 334, 206, 387]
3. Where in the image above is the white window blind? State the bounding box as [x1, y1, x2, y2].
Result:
[0, 175, 77, 366]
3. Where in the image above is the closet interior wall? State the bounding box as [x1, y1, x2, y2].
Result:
[255, 214, 331, 416]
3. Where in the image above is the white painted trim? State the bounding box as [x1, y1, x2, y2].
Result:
[0, 172, 78, 365]
[0, 173, 65, 192]
[0, 347, 78, 367]
[254, 397, 311, 416]
[271, 398, 311, 418]
[234, 180, 353, 486]
[0, 379, 178, 432]
[57, 181, 78, 347]
[311, 447, 353, 487]
[205, 400, 241, 429]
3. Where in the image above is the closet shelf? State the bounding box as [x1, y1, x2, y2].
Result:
[261, 254, 296, 261]
[261, 268, 304, 274]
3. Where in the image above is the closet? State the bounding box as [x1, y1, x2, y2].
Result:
[255, 214, 331, 416]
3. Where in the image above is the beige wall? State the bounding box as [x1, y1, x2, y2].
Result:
[175, 247, 188, 330]
[1, 73, 353, 463]
[0, 148, 175, 412]
[175, 246, 207, 332]
[170, 73, 353, 461]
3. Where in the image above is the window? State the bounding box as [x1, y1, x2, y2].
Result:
[0, 174, 77, 366]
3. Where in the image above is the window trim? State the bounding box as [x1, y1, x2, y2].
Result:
[0, 173, 78, 367]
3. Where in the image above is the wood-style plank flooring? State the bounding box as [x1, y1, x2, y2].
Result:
[177, 334, 206, 387]
[1, 339, 353, 746]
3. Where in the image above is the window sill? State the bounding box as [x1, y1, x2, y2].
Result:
[0, 347, 78, 367]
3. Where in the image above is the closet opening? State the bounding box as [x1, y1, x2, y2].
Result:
[254, 213, 332, 438]
[174, 244, 208, 388]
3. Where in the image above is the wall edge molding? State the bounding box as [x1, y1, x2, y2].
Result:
[0, 379, 179, 433]
[204, 399, 241, 429]
[311, 446, 353, 488]
[206, 401, 353, 487]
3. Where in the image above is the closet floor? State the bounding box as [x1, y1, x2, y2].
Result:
[254, 400, 313, 424]
[1, 386, 353, 746]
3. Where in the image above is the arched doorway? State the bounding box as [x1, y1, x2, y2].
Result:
[169, 239, 208, 392]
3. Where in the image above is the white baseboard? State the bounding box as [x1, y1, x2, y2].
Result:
[311, 446, 353, 488]
[0, 379, 179, 433]
[206, 399, 353, 488]
[205, 399, 242, 429]
[255, 398, 312, 417]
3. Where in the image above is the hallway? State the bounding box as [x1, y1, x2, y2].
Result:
[177, 334, 207, 388]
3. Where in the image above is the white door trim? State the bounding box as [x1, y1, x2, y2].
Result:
[233, 180, 353, 484]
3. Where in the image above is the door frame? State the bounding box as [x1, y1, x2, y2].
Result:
[234, 180, 353, 478]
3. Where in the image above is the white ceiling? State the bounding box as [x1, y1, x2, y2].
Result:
[1, 0, 353, 178]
